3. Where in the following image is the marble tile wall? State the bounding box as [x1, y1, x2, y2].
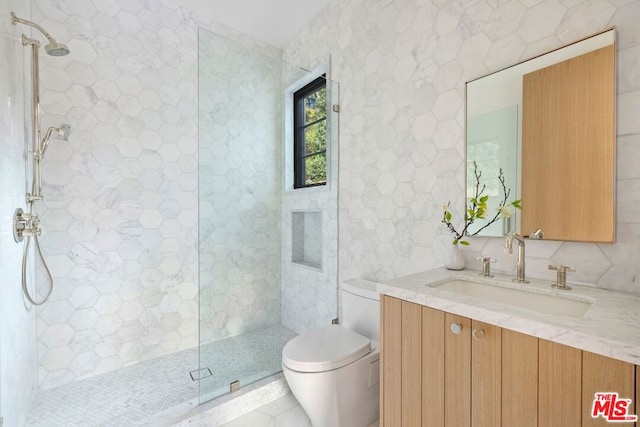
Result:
[282, 194, 339, 333]
[291, 211, 322, 269]
[0, 3, 38, 425]
[31, 0, 200, 390]
[22, 0, 640, 405]
[284, 0, 640, 295]
[30, 0, 285, 391]
[280, 73, 339, 333]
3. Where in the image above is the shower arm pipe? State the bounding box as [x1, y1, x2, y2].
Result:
[22, 35, 43, 203]
[11, 13, 57, 47]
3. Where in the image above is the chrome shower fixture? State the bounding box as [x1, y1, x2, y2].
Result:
[54, 123, 72, 140]
[40, 123, 71, 157]
[11, 12, 70, 56]
[11, 12, 71, 306]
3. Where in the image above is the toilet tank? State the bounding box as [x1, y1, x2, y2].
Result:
[340, 279, 381, 341]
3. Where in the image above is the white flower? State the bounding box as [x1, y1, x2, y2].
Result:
[497, 205, 511, 218]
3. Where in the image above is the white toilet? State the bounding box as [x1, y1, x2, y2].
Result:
[282, 279, 380, 427]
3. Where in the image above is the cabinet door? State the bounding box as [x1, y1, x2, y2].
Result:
[502, 329, 538, 427]
[401, 300, 422, 427]
[422, 306, 445, 427]
[445, 313, 471, 426]
[471, 320, 501, 427]
[539, 340, 582, 427]
[381, 295, 402, 426]
[582, 351, 635, 427]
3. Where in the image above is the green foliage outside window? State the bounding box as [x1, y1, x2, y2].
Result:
[303, 85, 327, 186]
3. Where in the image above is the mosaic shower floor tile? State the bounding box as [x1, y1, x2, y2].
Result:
[26, 324, 296, 427]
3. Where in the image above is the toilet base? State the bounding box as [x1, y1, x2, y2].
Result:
[283, 345, 380, 427]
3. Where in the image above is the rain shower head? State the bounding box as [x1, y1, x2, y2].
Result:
[44, 42, 70, 57]
[11, 12, 71, 56]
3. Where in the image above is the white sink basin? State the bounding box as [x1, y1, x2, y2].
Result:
[430, 279, 593, 318]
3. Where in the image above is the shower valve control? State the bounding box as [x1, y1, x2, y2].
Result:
[13, 208, 42, 243]
[26, 192, 43, 203]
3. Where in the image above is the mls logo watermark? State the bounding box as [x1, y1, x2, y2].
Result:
[591, 392, 637, 423]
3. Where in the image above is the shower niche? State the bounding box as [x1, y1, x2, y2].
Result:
[291, 210, 323, 271]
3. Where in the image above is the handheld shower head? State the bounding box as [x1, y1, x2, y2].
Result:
[57, 123, 71, 140]
[40, 123, 71, 157]
[11, 12, 70, 56]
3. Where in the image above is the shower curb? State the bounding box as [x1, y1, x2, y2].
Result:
[143, 373, 290, 426]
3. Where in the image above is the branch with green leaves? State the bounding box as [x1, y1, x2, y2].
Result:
[442, 161, 521, 245]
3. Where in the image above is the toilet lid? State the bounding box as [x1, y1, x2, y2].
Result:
[282, 324, 372, 373]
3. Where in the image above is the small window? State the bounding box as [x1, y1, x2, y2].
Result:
[294, 75, 327, 188]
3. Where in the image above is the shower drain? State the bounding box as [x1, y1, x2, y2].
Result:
[189, 367, 212, 381]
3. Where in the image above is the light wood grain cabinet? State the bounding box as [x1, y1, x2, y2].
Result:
[444, 312, 471, 426]
[501, 328, 538, 426]
[471, 320, 502, 427]
[421, 303, 444, 426]
[539, 339, 582, 427]
[521, 44, 616, 242]
[401, 300, 422, 426]
[538, 340, 637, 427]
[381, 295, 638, 427]
[380, 297, 502, 427]
[381, 295, 402, 426]
[582, 351, 636, 427]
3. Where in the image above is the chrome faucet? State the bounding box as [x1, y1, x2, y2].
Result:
[505, 232, 528, 283]
[549, 265, 576, 290]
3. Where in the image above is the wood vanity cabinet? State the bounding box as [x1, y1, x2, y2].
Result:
[381, 296, 505, 427]
[380, 295, 638, 427]
[538, 339, 582, 426]
[580, 348, 636, 427]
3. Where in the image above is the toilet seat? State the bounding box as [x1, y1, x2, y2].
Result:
[282, 324, 372, 373]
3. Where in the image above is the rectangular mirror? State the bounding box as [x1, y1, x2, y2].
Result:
[465, 28, 616, 242]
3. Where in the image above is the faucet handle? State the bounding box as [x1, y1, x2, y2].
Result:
[548, 265, 575, 290]
[477, 256, 496, 277]
[548, 265, 576, 273]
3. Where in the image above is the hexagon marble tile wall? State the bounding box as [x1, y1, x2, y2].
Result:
[1, 1, 39, 425]
[1, 0, 640, 426]
[198, 27, 283, 348]
[284, 0, 640, 293]
[1, 0, 328, 425]
[29, 0, 339, 401]
[6, 0, 340, 423]
[33, 0, 201, 391]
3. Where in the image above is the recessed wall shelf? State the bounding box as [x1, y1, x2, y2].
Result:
[292, 210, 322, 270]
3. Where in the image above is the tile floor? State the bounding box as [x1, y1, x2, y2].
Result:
[27, 324, 296, 426]
[218, 394, 311, 427]
[219, 394, 380, 427]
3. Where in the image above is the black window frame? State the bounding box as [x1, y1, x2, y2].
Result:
[293, 75, 327, 189]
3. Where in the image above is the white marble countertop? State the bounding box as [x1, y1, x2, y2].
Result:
[379, 268, 640, 365]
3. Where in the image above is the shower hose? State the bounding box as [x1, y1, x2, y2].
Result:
[22, 232, 54, 306]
